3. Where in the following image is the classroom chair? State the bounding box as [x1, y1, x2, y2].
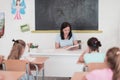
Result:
[2, 60, 29, 80]
[29, 56, 46, 80]
[86, 62, 108, 72]
[30, 63, 44, 80]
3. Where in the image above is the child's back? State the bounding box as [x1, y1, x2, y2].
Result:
[84, 53, 106, 64]
[86, 68, 113, 80]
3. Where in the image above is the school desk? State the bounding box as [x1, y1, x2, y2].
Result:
[0, 70, 25, 80]
[27, 56, 49, 80]
[29, 49, 84, 77]
[71, 72, 88, 80]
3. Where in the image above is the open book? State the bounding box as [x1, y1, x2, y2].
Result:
[66, 44, 79, 50]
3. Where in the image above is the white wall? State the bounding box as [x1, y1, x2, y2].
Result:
[118, 11, 120, 46]
[0, 0, 120, 57]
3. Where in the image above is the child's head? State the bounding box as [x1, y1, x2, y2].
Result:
[87, 37, 101, 52]
[8, 39, 26, 59]
[106, 47, 120, 80]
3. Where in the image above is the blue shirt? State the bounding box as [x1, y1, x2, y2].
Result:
[84, 53, 106, 64]
[55, 34, 77, 48]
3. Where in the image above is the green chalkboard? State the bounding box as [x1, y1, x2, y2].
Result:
[35, 0, 98, 30]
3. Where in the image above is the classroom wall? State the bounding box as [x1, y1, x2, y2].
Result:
[118, 25, 119, 45]
[0, 0, 120, 58]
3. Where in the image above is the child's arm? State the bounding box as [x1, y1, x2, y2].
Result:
[77, 47, 90, 63]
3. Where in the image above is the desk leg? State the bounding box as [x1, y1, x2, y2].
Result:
[42, 67, 44, 80]
[33, 64, 45, 80]
[34, 64, 39, 80]
[26, 64, 30, 80]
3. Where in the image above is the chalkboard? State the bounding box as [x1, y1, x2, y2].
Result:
[35, 0, 98, 30]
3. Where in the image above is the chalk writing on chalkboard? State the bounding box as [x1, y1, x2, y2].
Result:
[35, 0, 98, 31]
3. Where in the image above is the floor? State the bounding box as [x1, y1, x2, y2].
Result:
[39, 77, 70, 80]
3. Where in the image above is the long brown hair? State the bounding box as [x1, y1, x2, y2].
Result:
[106, 47, 120, 80]
[8, 39, 26, 60]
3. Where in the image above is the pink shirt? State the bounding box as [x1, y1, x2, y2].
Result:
[86, 68, 113, 80]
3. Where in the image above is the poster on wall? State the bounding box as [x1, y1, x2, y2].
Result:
[0, 12, 5, 38]
[11, 0, 26, 20]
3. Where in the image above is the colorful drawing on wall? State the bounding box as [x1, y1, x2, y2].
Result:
[11, 0, 26, 20]
[0, 12, 5, 38]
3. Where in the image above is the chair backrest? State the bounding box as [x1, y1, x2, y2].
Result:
[2, 60, 28, 71]
[86, 62, 108, 72]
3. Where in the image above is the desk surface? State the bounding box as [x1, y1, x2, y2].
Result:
[29, 49, 82, 56]
[30, 56, 49, 64]
[71, 72, 88, 80]
[0, 71, 25, 80]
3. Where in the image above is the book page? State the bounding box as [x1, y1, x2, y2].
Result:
[66, 44, 79, 50]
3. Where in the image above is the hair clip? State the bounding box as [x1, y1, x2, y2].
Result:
[12, 39, 19, 43]
[116, 51, 120, 55]
[93, 44, 96, 47]
[12, 39, 15, 42]
[93, 41, 97, 47]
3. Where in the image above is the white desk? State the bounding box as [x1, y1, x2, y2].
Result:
[29, 49, 84, 77]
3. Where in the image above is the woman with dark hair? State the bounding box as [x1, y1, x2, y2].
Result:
[55, 22, 78, 49]
[77, 37, 105, 63]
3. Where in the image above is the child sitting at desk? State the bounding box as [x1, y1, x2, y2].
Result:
[82, 47, 120, 80]
[7, 39, 35, 80]
[77, 37, 105, 63]
[8, 39, 26, 59]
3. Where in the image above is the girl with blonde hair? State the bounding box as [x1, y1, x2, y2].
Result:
[82, 47, 120, 80]
[7, 39, 35, 80]
[8, 39, 26, 59]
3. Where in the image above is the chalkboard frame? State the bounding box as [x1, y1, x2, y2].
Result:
[34, 0, 99, 33]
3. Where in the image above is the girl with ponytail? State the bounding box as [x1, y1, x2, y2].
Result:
[106, 47, 120, 80]
[77, 37, 105, 63]
[7, 39, 35, 80]
[82, 47, 120, 80]
[8, 39, 26, 59]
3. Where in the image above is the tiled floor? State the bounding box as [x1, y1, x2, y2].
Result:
[39, 77, 70, 80]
